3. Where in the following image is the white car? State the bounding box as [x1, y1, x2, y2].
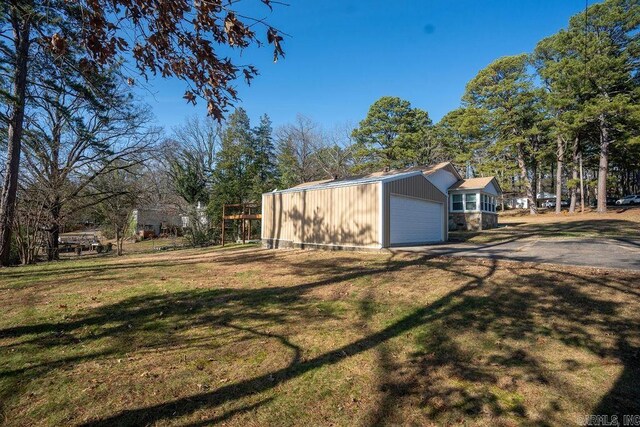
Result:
[615, 195, 640, 205]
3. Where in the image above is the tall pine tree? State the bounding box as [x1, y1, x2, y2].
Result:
[351, 97, 433, 172]
[252, 114, 277, 196]
[463, 54, 547, 214]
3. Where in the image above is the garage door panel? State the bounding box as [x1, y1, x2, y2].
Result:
[390, 195, 442, 245]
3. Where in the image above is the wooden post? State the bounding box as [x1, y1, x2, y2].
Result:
[221, 205, 225, 247]
[242, 217, 246, 245]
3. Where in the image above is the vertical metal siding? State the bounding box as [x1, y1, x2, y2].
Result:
[387, 175, 447, 202]
[262, 183, 380, 247]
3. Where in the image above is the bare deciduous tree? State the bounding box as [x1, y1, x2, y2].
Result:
[21, 70, 158, 260]
[1, 0, 285, 265]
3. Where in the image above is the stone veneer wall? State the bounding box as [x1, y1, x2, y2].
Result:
[449, 212, 498, 231]
[481, 213, 498, 230]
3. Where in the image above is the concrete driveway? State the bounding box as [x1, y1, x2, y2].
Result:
[392, 237, 640, 271]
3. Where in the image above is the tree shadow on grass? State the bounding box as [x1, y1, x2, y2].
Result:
[364, 262, 639, 425]
[1, 249, 639, 426]
[78, 279, 482, 425]
[1, 252, 443, 423]
[65, 255, 495, 426]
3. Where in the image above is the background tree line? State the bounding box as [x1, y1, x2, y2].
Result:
[440, 0, 640, 214]
[348, 0, 639, 215]
[1, 0, 637, 264]
[221, 0, 637, 219]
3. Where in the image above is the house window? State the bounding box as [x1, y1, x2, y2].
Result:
[481, 195, 495, 212]
[465, 193, 477, 211]
[452, 194, 463, 211]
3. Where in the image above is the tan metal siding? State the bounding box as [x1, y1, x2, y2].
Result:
[262, 183, 380, 248]
[382, 184, 390, 247]
[383, 175, 448, 245]
[387, 175, 447, 202]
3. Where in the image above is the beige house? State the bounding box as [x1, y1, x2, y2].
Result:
[129, 208, 183, 238]
[261, 162, 501, 250]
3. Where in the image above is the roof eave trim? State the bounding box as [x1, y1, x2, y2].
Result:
[264, 171, 425, 194]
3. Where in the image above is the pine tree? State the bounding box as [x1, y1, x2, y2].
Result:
[533, 0, 640, 212]
[463, 54, 547, 214]
[208, 108, 257, 241]
[351, 97, 433, 171]
[568, 0, 639, 212]
[252, 114, 277, 196]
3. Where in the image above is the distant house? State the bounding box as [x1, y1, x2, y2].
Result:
[129, 208, 183, 238]
[180, 202, 209, 229]
[504, 194, 529, 209]
[261, 162, 502, 250]
[504, 192, 556, 209]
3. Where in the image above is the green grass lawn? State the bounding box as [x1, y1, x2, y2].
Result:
[1, 246, 638, 426]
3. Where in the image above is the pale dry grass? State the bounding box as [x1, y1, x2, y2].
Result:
[451, 207, 640, 243]
[0, 247, 638, 426]
[499, 206, 640, 224]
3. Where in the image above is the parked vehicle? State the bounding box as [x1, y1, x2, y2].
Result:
[615, 195, 640, 205]
[543, 200, 569, 208]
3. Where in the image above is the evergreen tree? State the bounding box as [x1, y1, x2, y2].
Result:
[252, 114, 277, 195]
[209, 108, 256, 240]
[434, 107, 490, 174]
[169, 152, 209, 206]
[534, 30, 590, 213]
[533, 0, 640, 212]
[565, 0, 639, 212]
[351, 97, 433, 171]
[463, 54, 548, 214]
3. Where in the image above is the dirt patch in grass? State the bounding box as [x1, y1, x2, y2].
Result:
[0, 247, 638, 426]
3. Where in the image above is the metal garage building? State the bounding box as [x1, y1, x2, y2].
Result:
[261, 166, 450, 250]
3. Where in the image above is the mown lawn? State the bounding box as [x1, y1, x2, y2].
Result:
[0, 245, 638, 426]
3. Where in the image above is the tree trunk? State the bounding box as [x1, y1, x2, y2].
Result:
[46, 106, 63, 262]
[555, 136, 564, 214]
[579, 153, 585, 214]
[596, 114, 609, 213]
[47, 224, 60, 261]
[569, 137, 579, 213]
[569, 165, 579, 214]
[516, 143, 537, 215]
[0, 16, 30, 266]
[536, 168, 542, 197]
[115, 227, 123, 256]
[47, 199, 61, 261]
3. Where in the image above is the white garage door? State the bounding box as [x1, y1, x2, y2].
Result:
[390, 195, 443, 245]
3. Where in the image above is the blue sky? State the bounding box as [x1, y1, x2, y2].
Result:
[139, 0, 588, 132]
